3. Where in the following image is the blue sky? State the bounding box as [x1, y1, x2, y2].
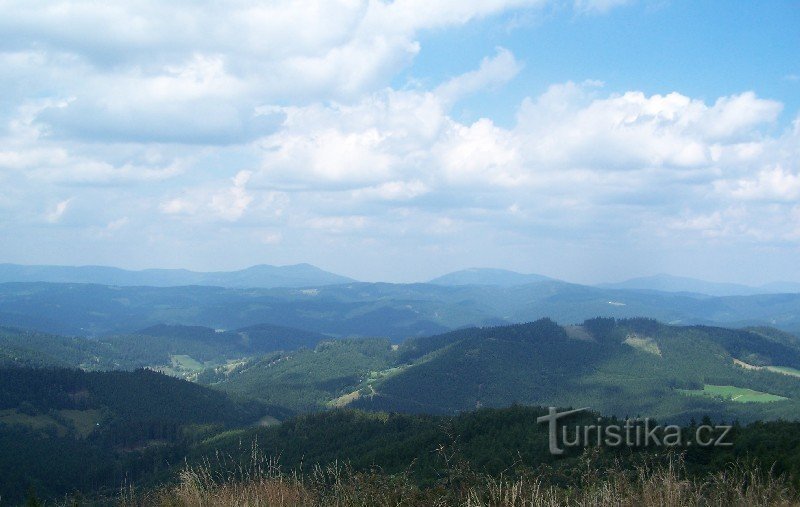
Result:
[404, 2, 800, 127]
[0, 0, 798, 284]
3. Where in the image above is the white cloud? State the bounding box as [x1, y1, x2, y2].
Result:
[236, 75, 798, 251]
[251, 78, 787, 200]
[45, 198, 72, 223]
[434, 118, 523, 187]
[159, 170, 257, 222]
[719, 165, 800, 202]
[1, 0, 550, 145]
[210, 170, 253, 221]
[105, 217, 129, 231]
[434, 47, 522, 105]
[515, 86, 781, 171]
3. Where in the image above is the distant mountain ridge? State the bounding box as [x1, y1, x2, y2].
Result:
[428, 268, 553, 286]
[3, 280, 800, 339]
[0, 263, 355, 288]
[600, 274, 800, 297]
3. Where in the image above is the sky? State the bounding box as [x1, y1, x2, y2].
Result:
[0, 0, 799, 285]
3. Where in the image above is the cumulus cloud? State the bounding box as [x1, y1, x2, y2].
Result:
[718, 165, 800, 202]
[210, 170, 254, 221]
[1, 0, 548, 146]
[252, 79, 786, 195]
[159, 170, 283, 223]
[237, 75, 797, 252]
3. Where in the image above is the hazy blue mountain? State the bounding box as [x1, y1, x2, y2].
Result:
[599, 274, 762, 296]
[0, 263, 354, 288]
[761, 281, 800, 293]
[428, 268, 553, 286]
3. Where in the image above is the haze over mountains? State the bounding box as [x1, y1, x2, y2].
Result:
[2, 278, 800, 339]
[2, 263, 798, 296]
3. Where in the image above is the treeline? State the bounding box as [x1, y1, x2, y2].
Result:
[185, 406, 800, 491]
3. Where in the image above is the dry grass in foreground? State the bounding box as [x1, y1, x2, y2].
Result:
[121, 450, 800, 507]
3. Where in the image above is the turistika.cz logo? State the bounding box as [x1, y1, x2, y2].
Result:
[537, 407, 733, 455]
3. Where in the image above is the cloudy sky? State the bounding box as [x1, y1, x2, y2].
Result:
[1, 1, 798, 284]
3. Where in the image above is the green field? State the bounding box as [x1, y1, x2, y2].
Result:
[59, 409, 103, 438]
[679, 384, 788, 403]
[0, 408, 69, 436]
[1, 407, 105, 439]
[155, 354, 209, 378]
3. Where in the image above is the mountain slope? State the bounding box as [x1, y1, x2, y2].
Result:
[0, 263, 354, 288]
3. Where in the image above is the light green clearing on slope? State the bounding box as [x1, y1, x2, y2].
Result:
[678, 384, 788, 403]
[733, 359, 800, 379]
[0, 408, 102, 438]
[623, 333, 661, 356]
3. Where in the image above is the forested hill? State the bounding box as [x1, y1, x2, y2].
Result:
[199, 317, 800, 424]
[0, 366, 290, 503]
[346, 318, 800, 423]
